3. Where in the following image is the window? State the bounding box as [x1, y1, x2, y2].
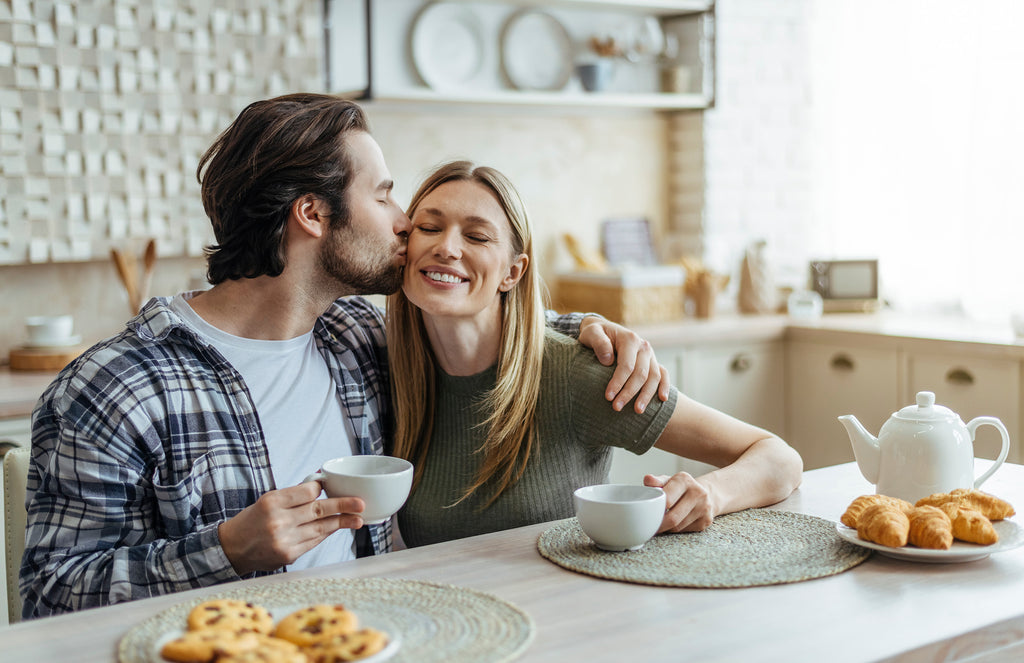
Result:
[809, 0, 1024, 320]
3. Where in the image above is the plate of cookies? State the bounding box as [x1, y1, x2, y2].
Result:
[120, 577, 536, 663]
[836, 489, 1024, 563]
[151, 598, 398, 663]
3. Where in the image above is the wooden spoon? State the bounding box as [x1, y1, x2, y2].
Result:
[110, 248, 140, 314]
[139, 239, 157, 309]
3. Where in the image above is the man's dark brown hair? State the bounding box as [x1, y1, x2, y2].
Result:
[197, 93, 368, 284]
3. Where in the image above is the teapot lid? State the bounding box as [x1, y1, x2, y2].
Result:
[893, 391, 958, 423]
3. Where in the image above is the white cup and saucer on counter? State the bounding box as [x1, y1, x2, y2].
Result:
[9, 314, 86, 371]
[24, 314, 82, 349]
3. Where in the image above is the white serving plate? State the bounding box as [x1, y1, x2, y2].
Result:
[411, 2, 486, 91]
[500, 9, 573, 91]
[836, 518, 1024, 563]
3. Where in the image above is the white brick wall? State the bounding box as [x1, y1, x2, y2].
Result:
[705, 0, 814, 289]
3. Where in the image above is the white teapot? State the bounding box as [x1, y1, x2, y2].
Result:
[838, 391, 1010, 503]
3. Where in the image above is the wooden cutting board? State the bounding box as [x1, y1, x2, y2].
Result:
[9, 346, 83, 372]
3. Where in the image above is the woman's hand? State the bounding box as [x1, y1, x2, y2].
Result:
[644, 472, 716, 533]
[578, 316, 671, 413]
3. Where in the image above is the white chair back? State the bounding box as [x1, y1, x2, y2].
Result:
[3, 446, 30, 624]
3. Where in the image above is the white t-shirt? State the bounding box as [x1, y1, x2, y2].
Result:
[170, 294, 357, 569]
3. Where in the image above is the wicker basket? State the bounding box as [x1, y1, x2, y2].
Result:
[554, 267, 686, 326]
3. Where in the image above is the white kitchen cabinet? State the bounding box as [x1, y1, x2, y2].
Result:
[904, 347, 1022, 465]
[679, 341, 785, 435]
[609, 339, 785, 482]
[786, 339, 901, 471]
[678, 340, 785, 476]
[611, 314, 1024, 481]
[328, 0, 715, 111]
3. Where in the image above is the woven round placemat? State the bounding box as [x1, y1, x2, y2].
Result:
[538, 509, 871, 588]
[118, 577, 533, 663]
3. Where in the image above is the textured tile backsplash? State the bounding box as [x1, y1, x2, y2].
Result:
[0, 0, 322, 265]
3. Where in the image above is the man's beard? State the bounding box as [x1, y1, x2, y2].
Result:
[317, 227, 404, 297]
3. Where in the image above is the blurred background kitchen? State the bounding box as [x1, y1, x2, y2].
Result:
[2, 0, 1023, 354]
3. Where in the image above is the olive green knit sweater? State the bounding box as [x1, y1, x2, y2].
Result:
[398, 329, 678, 547]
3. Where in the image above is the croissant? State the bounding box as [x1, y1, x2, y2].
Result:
[857, 503, 910, 548]
[907, 506, 953, 549]
[939, 501, 960, 521]
[916, 491, 956, 510]
[916, 489, 1015, 521]
[940, 503, 999, 545]
[841, 494, 914, 529]
[951, 489, 1015, 521]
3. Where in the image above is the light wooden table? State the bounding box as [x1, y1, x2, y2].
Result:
[3, 462, 1024, 662]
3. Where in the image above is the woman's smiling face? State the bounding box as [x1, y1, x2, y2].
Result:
[403, 179, 527, 323]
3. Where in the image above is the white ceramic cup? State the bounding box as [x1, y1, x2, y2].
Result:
[574, 484, 666, 552]
[304, 456, 413, 525]
[25, 315, 74, 346]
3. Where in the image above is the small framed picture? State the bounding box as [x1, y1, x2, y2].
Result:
[810, 259, 879, 300]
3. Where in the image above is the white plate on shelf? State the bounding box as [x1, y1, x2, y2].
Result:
[500, 9, 573, 91]
[411, 2, 486, 91]
[836, 519, 1024, 563]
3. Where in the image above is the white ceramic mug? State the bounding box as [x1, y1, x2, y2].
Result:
[25, 315, 74, 346]
[304, 456, 413, 525]
[574, 484, 666, 552]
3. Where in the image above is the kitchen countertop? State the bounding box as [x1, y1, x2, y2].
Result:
[0, 370, 56, 420]
[635, 311, 1024, 353]
[3, 312, 1023, 421]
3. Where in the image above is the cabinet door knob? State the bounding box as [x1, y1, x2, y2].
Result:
[945, 368, 975, 385]
[730, 354, 752, 373]
[830, 354, 855, 371]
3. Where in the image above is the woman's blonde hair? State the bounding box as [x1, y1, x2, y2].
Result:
[386, 161, 546, 507]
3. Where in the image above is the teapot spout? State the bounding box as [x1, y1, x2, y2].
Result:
[838, 415, 881, 484]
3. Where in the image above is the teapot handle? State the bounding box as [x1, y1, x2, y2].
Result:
[968, 417, 1011, 489]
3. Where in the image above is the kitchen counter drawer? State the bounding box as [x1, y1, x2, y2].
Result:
[609, 337, 786, 483]
[905, 352, 1021, 464]
[786, 340, 901, 470]
[679, 340, 785, 436]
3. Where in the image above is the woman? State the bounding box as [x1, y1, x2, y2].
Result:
[387, 161, 803, 547]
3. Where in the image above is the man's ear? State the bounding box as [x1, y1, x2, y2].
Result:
[499, 253, 529, 292]
[292, 195, 330, 239]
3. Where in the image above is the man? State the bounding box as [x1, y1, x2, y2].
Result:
[22, 94, 668, 619]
